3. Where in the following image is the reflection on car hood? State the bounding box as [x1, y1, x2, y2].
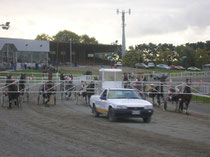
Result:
[108, 99, 152, 107]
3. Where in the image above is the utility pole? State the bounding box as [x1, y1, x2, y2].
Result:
[117, 9, 131, 57]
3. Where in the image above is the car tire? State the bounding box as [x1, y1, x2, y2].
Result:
[143, 116, 151, 123]
[92, 104, 99, 117]
[108, 107, 117, 122]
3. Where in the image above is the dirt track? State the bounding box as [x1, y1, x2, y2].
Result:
[0, 94, 210, 157]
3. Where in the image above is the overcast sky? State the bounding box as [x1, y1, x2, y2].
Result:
[1, 0, 210, 48]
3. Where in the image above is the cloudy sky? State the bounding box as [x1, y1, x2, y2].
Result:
[1, 0, 210, 48]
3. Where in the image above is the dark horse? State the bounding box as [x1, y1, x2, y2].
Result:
[148, 83, 167, 110]
[167, 84, 192, 114]
[64, 75, 75, 99]
[38, 72, 56, 106]
[18, 73, 29, 101]
[177, 85, 192, 114]
[38, 81, 56, 106]
[86, 81, 95, 105]
[76, 81, 95, 105]
[5, 75, 20, 109]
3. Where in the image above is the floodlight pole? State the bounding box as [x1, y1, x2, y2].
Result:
[70, 38, 73, 67]
[0, 22, 10, 30]
[117, 9, 131, 57]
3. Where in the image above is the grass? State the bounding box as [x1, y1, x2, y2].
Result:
[192, 95, 210, 104]
[0, 65, 203, 77]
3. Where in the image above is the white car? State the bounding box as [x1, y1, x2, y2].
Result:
[135, 63, 148, 69]
[176, 66, 185, 70]
[90, 88, 153, 122]
[187, 67, 201, 71]
[148, 62, 155, 68]
[156, 64, 171, 69]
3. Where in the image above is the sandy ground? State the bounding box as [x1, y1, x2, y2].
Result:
[0, 91, 210, 157]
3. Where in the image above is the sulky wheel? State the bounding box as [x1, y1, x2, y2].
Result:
[163, 99, 167, 111]
[18, 97, 22, 108]
[54, 94, 56, 105]
[1, 94, 5, 107]
[37, 94, 40, 105]
[61, 92, 64, 100]
[27, 93, 29, 102]
[26, 88, 29, 102]
[75, 92, 78, 105]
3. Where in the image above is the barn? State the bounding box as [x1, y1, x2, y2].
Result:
[0, 37, 121, 68]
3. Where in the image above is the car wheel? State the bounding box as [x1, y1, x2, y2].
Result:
[92, 104, 99, 117]
[108, 107, 116, 122]
[143, 116, 151, 123]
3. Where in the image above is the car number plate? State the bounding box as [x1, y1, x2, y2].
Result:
[132, 110, 140, 115]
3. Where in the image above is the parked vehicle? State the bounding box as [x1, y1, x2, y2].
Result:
[114, 62, 122, 67]
[148, 62, 155, 68]
[169, 65, 180, 70]
[187, 67, 201, 71]
[90, 88, 153, 122]
[176, 66, 185, 70]
[156, 64, 171, 69]
[135, 63, 148, 69]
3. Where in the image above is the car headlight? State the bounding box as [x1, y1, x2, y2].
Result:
[116, 105, 128, 109]
[144, 105, 153, 109]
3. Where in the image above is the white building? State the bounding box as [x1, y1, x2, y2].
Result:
[0, 38, 50, 66]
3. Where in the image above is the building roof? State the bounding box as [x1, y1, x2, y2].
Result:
[0, 37, 49, 52]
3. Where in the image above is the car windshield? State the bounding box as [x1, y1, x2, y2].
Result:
[108, 90, 142, 99]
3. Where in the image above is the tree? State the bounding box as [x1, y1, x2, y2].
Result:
[36, 30, 100, 44]
[195, 49, 210, 67]
[53, 30, 80, 43]
[79, 34, 99, 44]
[122, 50, 144, 67]
[35, 33, 53, 41]
[156, 50, 173, 65]
[176, 46, 197, 68]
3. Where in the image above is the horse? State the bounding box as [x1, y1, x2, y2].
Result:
[64, 75, 75, 99]
[148, 83, 167, 110]
[38, 81, 56, 106]
[86, 81, 95, 105]
[18, 73, 29, 101]
[75, 81, 95, 105]
[166, 81, 192, 114]
[177, 85, 192, 114]
[4, 75, 20, 109]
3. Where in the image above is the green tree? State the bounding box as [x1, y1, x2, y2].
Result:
[53, 30, 80, 43]
[176, 46, 197, 68]
[35, 33, 53, 41]
[156, 50, 174, 65]
[122, 50, 144, 67]
[196, 49, 210, 67]
[79, 34, 99, 44]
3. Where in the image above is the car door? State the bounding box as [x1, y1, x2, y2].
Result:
[97, 89, 108, 114]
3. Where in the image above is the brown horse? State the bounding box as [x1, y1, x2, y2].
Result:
[177, 85, 192, 114]
[167, 84, 192, 114]
[38, 81, 56, 106]
[76, 81, 95, 105]
[5, 75, 20, 109]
